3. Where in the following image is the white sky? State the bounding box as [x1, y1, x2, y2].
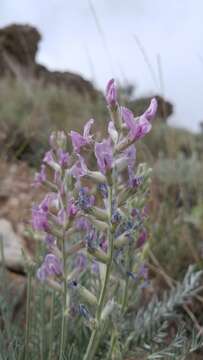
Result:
[1, 0, 203, 131]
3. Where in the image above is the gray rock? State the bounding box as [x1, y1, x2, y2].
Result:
[0, 218, 24, 272]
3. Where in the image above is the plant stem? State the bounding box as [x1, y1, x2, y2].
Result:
[83, 186, 114, 360]
[106, 330, 116, 360]
[122, 276, 129, 312]
[24, 270, 32, 360]
[59, 230, 67, 360]
[40, 285, 45, 360]
[48, 290, 55, 360]
[122, 242, 131, 312]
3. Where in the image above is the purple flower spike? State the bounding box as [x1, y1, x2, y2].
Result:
[70, 119, 94, 153]
[95, 139, 113, 174]
[106, 79, 117, 108]
[121, 106, 152, 141]
[143, 98, 158, 122]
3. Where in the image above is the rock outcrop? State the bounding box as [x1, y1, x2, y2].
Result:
[0, 24, 98, 98]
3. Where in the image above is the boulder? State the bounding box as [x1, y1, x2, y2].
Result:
[0, 218, 24, 272]
[0, 23, 98, 98]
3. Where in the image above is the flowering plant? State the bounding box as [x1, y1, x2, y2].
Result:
[31, 79, 157, 359]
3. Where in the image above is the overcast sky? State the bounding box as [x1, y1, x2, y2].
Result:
[1, 0, 203, 131]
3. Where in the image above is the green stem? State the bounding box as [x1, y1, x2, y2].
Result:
[59, 230, 67, 360]
[83, 186, 114, 360]
[24, 270, 32, 360]
[107, 330, 117, 360]
[122, 277, 129, 312]
[40, 285, 45, 360]
[122, 241, 131, 313]
[48, 290, 55, 360]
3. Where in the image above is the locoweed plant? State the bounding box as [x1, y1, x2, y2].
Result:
[28, 79, 203, 360]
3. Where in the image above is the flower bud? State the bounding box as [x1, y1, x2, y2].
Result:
[105, 79, 117, 109]
[49, 131, 67, 150]
[43, 150, 61, 173]
[86, 170, 107, 184]
[85, 214, 108, 231]
[87, 246, 109, 264]
[101, 299, 115, 322]
[89, 206, 109, 222]
[77, 285, 97, 306]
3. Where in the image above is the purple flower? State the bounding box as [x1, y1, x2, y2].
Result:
[43, 150, 54, 165]
[97, 183, 108, 198]
[67, 199, 78, 218]
[77, 187, 95, 211]
[108, 121, 118, 143]
[106, 79, 117, 108]
[143, 98, 158, 122]
[142, 206, 149, 219]
[92, 261, 99, 273]
[85, 227, 98, 249]
[124, 145, 136, 168]
[123, 145, 136, 181]
[137, 229, 148, 248]
[43, 150, 60, 172]
[32, 205, 49, 231]
[37, 253, 62, 282]
[75, 217, 91, 231]
[39, 193, 58, 211]
[57, 208, 67, 225]
[121, 106, 152, 141]
[44, 234, 56, 246]
[129, 175, 144, 189]
[33, 164, 46, 188]
[57, 149, 69, 167]
[71, 155, 88, 178]
[70, 119, 94, 153]
[99, 236, 108, 253]
[95, 139, 113, 174]
[75, 253, 87, 271]
[138, 264, 148, 280]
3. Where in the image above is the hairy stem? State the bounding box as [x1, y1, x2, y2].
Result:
[48, 290, 55, 360]
[83, 185, 114, 360]
[59, 230, 67, 360]
[122, 276, 129, 312]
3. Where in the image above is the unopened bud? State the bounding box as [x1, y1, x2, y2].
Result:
[49, 131, 67, 150]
